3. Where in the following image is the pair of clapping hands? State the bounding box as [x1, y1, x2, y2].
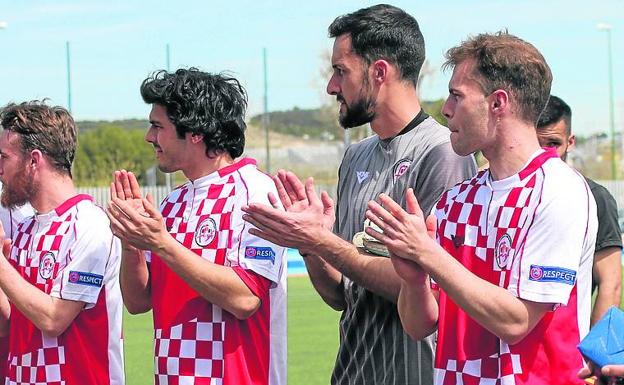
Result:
[242, 170, 437, 277]
[106, 170, 167, 253]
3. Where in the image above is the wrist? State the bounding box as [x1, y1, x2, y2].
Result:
[299, 251, 315, 258]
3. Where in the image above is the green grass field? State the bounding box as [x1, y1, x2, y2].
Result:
[123, 276, 341, 385]
[123, 273, 624, 384]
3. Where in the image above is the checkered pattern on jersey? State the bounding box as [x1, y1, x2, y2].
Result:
[161, 177, 236, 266]
[7, 342, 66, 385]
[433, 349, 522, 385]
[9, 214, 74, 294]
[154, 309, 225, 385]
[435, 168, 545, 383]
[437, 172, 539, 276]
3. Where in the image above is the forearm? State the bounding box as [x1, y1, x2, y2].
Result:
[591, 247, 623, 325]
[421, 244, 549, 344]
[302, 253, 345, 310]
[120, 246, 152, 314]
[0, 288, 9, 337]
[318, 233, 401, 303]
[397, 279, 438, 341]
[0, 258, 83, 337]
[156, 237, 261, 319]
[592, 286, 622, 326]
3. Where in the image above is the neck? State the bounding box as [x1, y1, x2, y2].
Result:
[31, 172, 77, 214]
[183, 152, 236, 181]
[370, 84, 422, 140]
[483, 120, 542, 180]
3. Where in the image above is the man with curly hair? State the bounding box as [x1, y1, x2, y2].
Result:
[107, 69, 287, 385]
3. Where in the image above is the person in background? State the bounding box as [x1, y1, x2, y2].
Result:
[536, 95, 622, 325]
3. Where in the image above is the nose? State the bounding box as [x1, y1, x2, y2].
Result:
[145, 126, 156, 144]
[326, 74, 339, 96]
[441, 97, 453, 120]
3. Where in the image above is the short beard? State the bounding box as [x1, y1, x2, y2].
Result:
[1, 167, 36, 209]
[338, 78, 376, 129]
[339, 96, 376, 129]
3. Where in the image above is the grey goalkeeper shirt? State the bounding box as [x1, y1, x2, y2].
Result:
[331, 112, 476, 385]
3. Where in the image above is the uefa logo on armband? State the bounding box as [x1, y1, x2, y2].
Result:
[529, 265, 544, 280]
[245, 246, 276, 264]
[529, 264, 576, 285]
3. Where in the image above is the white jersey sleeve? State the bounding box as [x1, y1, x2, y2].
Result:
[507, 167, 597, 305]
[227, 170, 286, 284]
[50, 211, 121, 309]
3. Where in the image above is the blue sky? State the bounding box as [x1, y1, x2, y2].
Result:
[0, 0, 621, 136]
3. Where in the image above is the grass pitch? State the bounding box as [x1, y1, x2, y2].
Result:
[123, 276, 341, 385]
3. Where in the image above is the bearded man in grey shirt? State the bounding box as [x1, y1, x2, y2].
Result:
[243, 4, 475, 385]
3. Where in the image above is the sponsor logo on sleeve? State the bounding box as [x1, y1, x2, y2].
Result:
[245, 246, 276, 264]
[68, 271, 104, 287]
[195, 217, 217, 247]
[392, 158, 412, 182]
[528, 265, 576, 285]
[38, 252, 56, 279]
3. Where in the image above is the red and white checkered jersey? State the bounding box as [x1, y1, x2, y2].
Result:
[0, 198, 34, 382]
[5, 194, 124, 385]
[146, 158, 287, 385]
[433, 149, 596, 385]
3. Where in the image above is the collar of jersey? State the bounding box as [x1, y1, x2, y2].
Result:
[34, 194, 93, 223]
[485, 148, 556, 191]
[188, 157, 257, 189]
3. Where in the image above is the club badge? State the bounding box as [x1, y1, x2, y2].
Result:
[392, 158, 412, 182]
[195, 217, 217, 247]
[495, 233, 513, 268]
[39, 252, 56, 279]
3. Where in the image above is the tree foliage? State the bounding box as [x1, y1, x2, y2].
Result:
[73, 124, 155, 186]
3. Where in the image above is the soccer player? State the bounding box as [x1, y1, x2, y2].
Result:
[365, 32, 597, 384]
[536, 95, 622, 325]
[0, 101, 124, 384]
[242, 5, 475, 385]
[107, 69, 286, 385]
[0, 188, 33, 382]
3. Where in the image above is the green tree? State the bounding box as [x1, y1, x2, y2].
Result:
[74, 125, 154, 186]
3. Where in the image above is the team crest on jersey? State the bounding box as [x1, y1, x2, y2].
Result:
[495, 233, 512, 268]
[392, 158, 412, 182]
[195, 217, 217, 247]
[39, 252, 56, 279]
